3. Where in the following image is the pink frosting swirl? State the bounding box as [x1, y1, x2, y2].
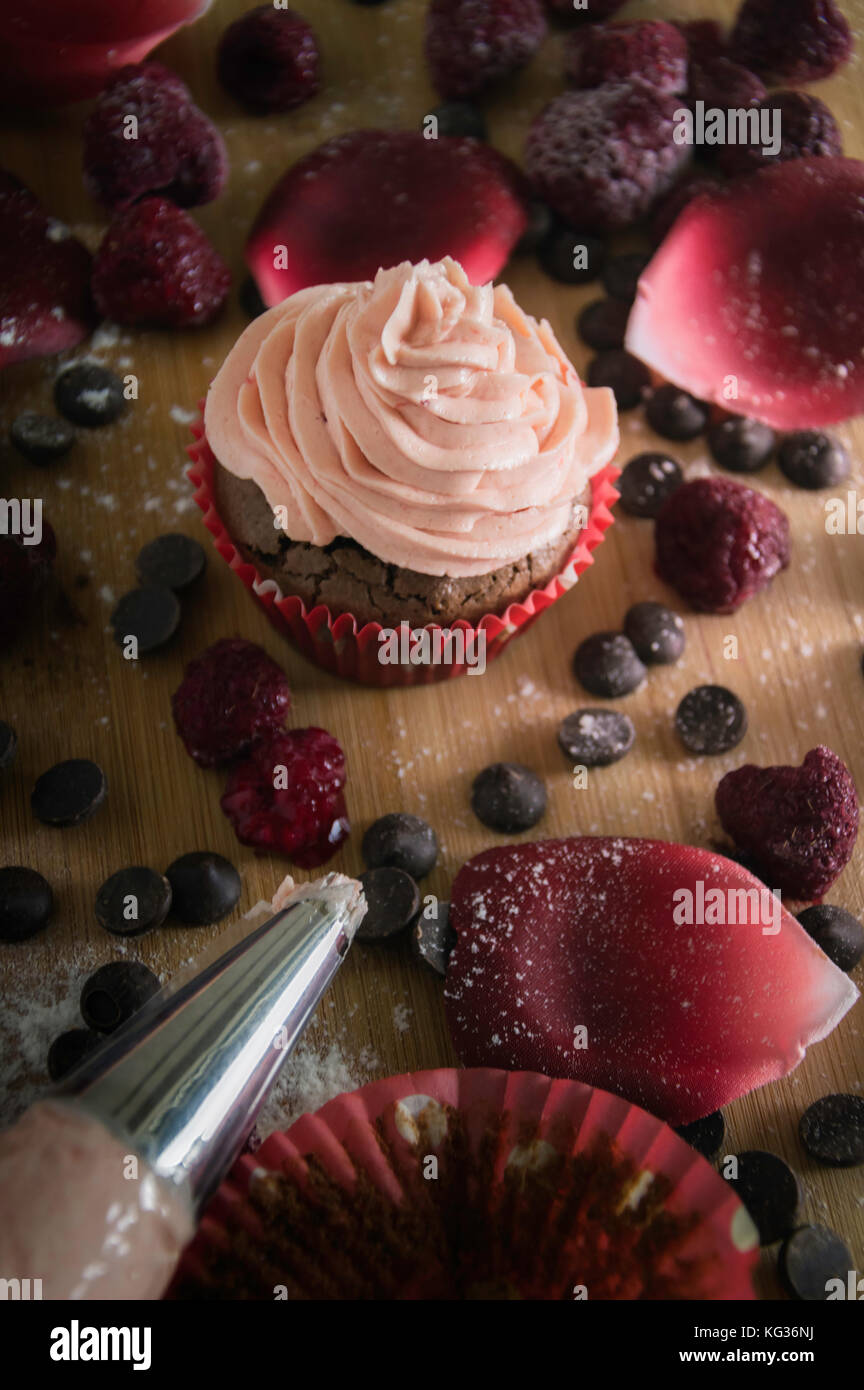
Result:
[205, 258, 618, 578]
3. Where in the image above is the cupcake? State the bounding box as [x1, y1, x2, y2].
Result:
[168, 1069, 758, 1300]
[191, 257, 619, 685]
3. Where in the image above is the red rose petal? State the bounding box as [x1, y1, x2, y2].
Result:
[245, 130, 529, 305]
[444, 836, 858, 1126]
[625, 158, 864, 429]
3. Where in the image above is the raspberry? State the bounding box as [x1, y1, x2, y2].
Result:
[688, 57, 766, 114]
[565, 21, 689, 95]
[717, 91, 843, 176]
[730, 0, 853, 84]
[171, 638, 292, 768]
[654, 477, 790, 613]
[91, 197, 231, 328]
[0, 521, 57, 650]
[716, 747, 859, 900]
[673, 19, 728, 64]
[217, 5, 320, 114]
[83, 63, 227, 210]
[425, 0, 546, 100]
[524, 82, 691, 232]
[221, 729, 350, 868]
[0, 171, 93, 368]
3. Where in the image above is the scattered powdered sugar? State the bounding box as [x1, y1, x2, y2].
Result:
[393, 1001, 413, 1033]
[255, 1035, 378, 1140]
[169, 405, 198, 426]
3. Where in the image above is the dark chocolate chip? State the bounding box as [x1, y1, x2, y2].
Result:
[0, 721, 17, 771]
[53, 363, 125, 427]
[31, 758, 106, 826]
[80, 960, 160, 1034]
[576, 297, 629, 351]
[623, 601, 685, 665]
[239, 275, 267, 320]
[427, 101, 487, 139]
[617, 452, 683, 518]
[165, 851, 241, 925]
[799, 1094, 864, 1168]
[587, 350, 651, 410]
[514, 199, 553, 255]
[135, 534, 206, 592]
[573, 632, 646, 698]
[470, 762, 547, 833]
[0, 867, 54, 942]
[362, 812, 439, 879]
[411, 899, 455, 976]
[708, 416, 776, 474]
[537, 226, 605, 285]
[778, 431, 850, 490]
[724, 1150, 799, 1245]
[601, 253, 650, 303]
[796, 904, 864, 973]
[10, 412, 75, 465]
[95, 866, 173, 938]
[645, 384, 709, 441]
[675, 1111, 725, 1161]
[557, 708, 635, 767]
[111, 587, 181, 654]
[675, 685, 747, 755]
[47, 1027, 102, 1082]
[779, 1225, 853, 1301]
[356, 866, 421, 941]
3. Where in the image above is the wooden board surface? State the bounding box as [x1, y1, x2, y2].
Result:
[1, 0, 863, 1298]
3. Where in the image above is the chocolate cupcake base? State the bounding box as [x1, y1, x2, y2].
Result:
[213, 461, 592, 628]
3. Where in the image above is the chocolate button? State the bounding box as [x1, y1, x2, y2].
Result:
[95, 866, 173, 937]
[645, 385, 709, 441]
[779, 1225, 853, 1301]
[796, 904, 864, 973]
[708, 416, 776, 473]
[0, 867, 54, 942]
[411, 900, 455, 975]
[357, 867, 421, 941]
[617, 452, 683, 518]
[577, 298, 629, 351]
[537, 226, 605, 285]
[0, 721, 17, 771]
[427, 101, 487, 140]
[80, 960, 160, 1034]
[111, 587, 181, 654]
[675, 686, 747, 755]
[31, 758, 106, 826]
[587, 350, 651, 411]
[799, 1094, 864, 1168]
[54, 363, 125, 427]
[362, 812, 439, 879]
[573, 632, 646, 698]
[47, 1027, 102, 1081]
[624, 601, 685, 665]
[778, 431, 850, 489]
[166, 851, 241, 925]
[470, 762, 547, 833]
[675, 1111, 725, 1161]
[135, 534, 206, 592]
[10, 412, 75, 465]
[557, 709, 635, 767]
[724, 1150, 799, 1245]
[601, 252, 650, 303]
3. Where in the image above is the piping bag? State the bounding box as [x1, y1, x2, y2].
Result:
[0, 873, 366, 1300]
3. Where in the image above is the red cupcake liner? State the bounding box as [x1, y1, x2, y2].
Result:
[187, 413, 619, 687]
[173, 1068, 758, 1300]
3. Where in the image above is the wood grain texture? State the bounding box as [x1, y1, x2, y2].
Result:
[1, 0, 863, 1298]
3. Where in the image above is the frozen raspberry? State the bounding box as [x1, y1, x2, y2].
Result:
[649, 173, 721, 244]
[716, 747, 859, 900]
[655, 477, 790, 613]
[171, 638, 292, 768]
[425, 0, 546, 100]
[217, 6, 320, 114]
[717, 91, 843, 176]
[673, 19, 728, 64]
[524, 82, 691, 232]
[565, 21, 689, 95]
[91, 197, 231, 328]
[0, 171, 93, 368]
[544, 0, 627, 21]
[730, 0, 852, 84]
[688, 57, 766, 114]
[221, 729, 350, 868]
[83, 63, 227, 210]
[0, 522, 57, 650]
